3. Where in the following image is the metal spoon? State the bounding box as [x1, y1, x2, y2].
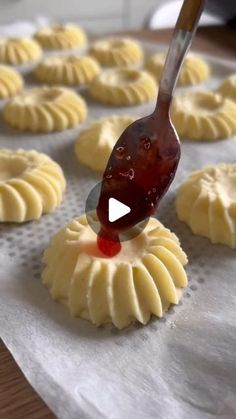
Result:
[97, 0, 206, 243]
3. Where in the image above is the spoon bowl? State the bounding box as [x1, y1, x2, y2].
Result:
[97, 104, 180, 233]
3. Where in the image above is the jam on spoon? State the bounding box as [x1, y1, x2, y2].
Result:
[97, 0, 206, 257]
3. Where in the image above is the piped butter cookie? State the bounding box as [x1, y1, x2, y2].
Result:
[42, 212, 188, 329]
[0, 65, 23, 99]
[171, 91, 236, 140]
[3, 86, 87, 132]
[89, 68, 157, 106]
[146, 52, 210, 86]
[176, 163, 236, 248]
[34, 55, 100, 86]
[34, 24, 87, 50]
[89, 37, 143, 67]
[217, 74, 236, 102]
[75, 115, 136, 172]
[0, 148, 66, 222]
[0, 37, 42, 65]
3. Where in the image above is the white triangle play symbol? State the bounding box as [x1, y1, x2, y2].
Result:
[108, 197, 131, 223]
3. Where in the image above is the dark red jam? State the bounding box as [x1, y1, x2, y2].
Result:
[97, 99, 180, 257]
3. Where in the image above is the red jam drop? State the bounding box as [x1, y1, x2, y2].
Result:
[97, 229, 121, 257]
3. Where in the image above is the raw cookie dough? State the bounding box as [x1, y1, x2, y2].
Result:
[146, 52, 210, 86]
[89, 68, 157, 106]
[75, 115, 136, 172]
[0, 37, 42, 65]
[3, 86, 87, 133]
[171, 91, 236, 141]
[0, 65, 23, 99]
[42, 212, 188, 329]
[34, 24, 87, 50]
[176, 163, 236, 248]
[89, 37, 143, 67]
[34, 55, 100, 86]
[217, 74, 236, 102]
[0, 148, 66, 222]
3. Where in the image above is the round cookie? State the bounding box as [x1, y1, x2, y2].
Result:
[217, 74, 236, 102]
[176, 163, 236, 248]
[0, 37, 42, 65]
[3, 86, 87, 133]
[89, 68, 157, 106]
[34, 24, 87, 50]
[75, 115, 136, 172]
[42, 212, 188, 329]
[89, 37, 143, 67]
[0, 65, 23, 99]
[146, 52, 210, 86]
[171, 91, 236, 141]
[34, 55, 100, 86]
[0, 148, 66, 222]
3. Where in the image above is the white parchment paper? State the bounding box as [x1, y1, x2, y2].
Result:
[0, 23, 236, 419]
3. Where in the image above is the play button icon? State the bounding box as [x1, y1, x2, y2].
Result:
[108, 198, 131, 222]
[85, 181, 149, 242]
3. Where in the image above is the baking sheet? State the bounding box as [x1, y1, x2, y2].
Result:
[0, 32, 236, 419]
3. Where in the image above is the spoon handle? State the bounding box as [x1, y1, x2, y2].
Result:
[157, 0, 206, 106]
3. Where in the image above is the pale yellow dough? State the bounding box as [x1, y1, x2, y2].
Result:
[0, 65, 23, 99]
[171, 91, 236, 141]
[176, 163, 236, 248]
[75, 115, 136, 172]
[89, 68, 157, 106]
[34, 55, 100, 86]
[146, 52, 210, 86]
[34, 24, 87, 50]
[42, 212, 188, 329]
[89, 37, 143, 67]
[3, 86, 87, 133]
[0, 37, 42, 65]
[217, 74, 236, 102]
[0, 148, 66, 222]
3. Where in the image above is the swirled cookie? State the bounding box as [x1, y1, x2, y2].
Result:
[89, 37, 143, 67]
[217, 74, 236, 102]
[34, 55, 100, 86]
[171, 91, 236, 140]
[3, 86, 87, 132]
[146, 52, 210, 86]
[0, 37, 42, 65]
[75, 115, 136, 172]
[0, 148, 66, 222]
[0, 65, 23, 99]
[34, 24, 87, 50]
[42, 212, 188, 329]
[89, 68, 157, 106]
[176, 163, 236, 248]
